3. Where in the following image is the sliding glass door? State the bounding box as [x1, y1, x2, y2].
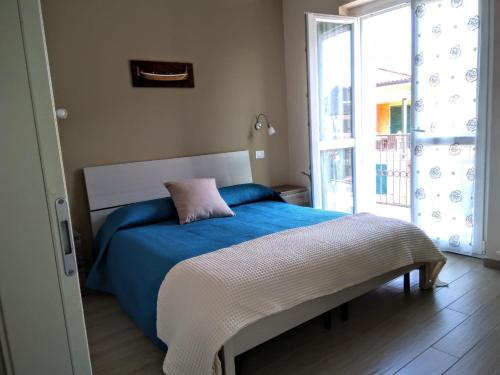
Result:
[412, 0, 486, 255]
[307, 0, 488, 256]
[306, 14, 358, 213]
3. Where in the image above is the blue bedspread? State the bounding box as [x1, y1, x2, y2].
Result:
[86, 184, 346, 348]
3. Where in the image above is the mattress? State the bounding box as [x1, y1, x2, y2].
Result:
[157, 213, 445, 375]
[85, 184, 346, 347]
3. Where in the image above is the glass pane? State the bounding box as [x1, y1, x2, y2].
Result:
[413, 0, 480, 253]
[361, 6, 412, 223]
[320, 148, 353, 213]
[317, 22, 353, 141]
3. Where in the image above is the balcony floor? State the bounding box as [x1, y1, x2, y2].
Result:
[371, 202, 411, 222]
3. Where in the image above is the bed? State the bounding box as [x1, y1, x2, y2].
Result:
[84, 150, 446, 375]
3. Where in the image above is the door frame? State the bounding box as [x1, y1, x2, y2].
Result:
[340, 0, 410, 17]
[474, 0, 493, 255]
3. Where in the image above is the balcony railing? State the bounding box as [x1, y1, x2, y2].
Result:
[375, 134, 411, 207]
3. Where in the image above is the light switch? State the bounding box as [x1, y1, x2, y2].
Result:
[255, 150, 265, 159]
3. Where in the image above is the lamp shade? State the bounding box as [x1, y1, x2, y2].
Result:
[267, 124, 276, 136]
[254, 113, 275, 135]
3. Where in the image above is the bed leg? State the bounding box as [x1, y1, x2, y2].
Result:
[404, 272, 410, 294]
[323, 309, 333, 329]
[419, 264, 432, 290]
[221, 341, 236, 375]
[340, 302, 349, 321]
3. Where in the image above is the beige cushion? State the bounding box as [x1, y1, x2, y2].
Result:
[164, 178, 235, 224]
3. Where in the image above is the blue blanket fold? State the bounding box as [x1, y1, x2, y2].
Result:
[86, 183, 346, 347]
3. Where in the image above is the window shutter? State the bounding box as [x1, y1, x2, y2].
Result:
[390, 105, 403, 134]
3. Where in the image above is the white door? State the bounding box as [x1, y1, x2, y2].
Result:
[306, 14, 359, 213]
[411, 0, 487, 256]
[0, 0, 92, 374]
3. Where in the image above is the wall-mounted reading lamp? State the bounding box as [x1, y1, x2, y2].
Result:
[254, 113, 276, 136]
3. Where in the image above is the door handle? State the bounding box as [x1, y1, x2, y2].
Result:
[55, 198, 77, 276]
[413, 128, 426, 133]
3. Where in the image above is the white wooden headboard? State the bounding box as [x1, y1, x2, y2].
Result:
[83, 150, 252, 237]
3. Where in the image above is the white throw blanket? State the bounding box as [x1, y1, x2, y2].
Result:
[157, 213, 446, 375]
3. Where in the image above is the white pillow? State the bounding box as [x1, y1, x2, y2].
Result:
[164, 178, 235, 224]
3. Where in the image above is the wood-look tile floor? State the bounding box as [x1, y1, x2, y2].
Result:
[83, 253, 500, 375]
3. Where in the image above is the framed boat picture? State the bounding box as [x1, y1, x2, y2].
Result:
[130, 60, 195, 88]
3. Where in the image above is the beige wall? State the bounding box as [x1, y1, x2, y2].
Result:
[42, 0, 289, 264]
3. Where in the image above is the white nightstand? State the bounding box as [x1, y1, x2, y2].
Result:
[272, 185, 310, 207]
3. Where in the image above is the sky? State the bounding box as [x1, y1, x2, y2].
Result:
[363, 6, 412, 75]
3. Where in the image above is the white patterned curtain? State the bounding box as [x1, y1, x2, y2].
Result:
[413, 0, 481, 254]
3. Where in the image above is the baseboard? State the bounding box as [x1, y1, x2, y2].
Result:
[484, 258, 500, 270]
